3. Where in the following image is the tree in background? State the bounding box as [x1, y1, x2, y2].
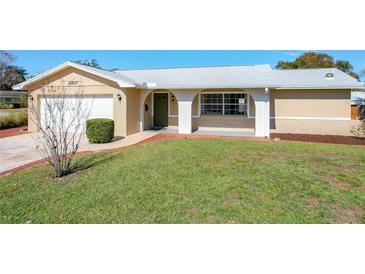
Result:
[276, 52, 360, 79]
[72, 59, 101, 69]
[0, 51, 28, 90]
[0, 66, 27, 90]
[20, 93, 28, 108]
[0, 51, 15, 73]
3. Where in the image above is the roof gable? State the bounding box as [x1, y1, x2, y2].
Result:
[12, 62, 136, 90]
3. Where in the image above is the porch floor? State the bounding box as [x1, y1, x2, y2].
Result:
[156, 127, 255, 137]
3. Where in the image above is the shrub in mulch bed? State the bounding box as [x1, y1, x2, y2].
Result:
[86, 118, 114, 143]
[271, 133, 365, 146]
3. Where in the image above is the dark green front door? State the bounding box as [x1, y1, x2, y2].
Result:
[153, 93, 168, 128]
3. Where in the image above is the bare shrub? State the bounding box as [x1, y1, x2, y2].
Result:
[29, 82, 92, 177]
[350, 122, 365, 138]
[351, 105, 365, 138]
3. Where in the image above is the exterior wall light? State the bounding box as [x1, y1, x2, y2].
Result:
[117, 94, 122, 101]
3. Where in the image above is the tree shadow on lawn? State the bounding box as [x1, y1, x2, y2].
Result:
[60, 151, 121, 178]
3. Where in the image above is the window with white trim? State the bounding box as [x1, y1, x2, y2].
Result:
[200, 93, 247, 116]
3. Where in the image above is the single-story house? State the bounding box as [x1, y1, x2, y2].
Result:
[13, 61, 364, 137]
[0, 90, 27, 105]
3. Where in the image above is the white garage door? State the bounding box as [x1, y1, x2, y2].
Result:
[40, 95, 113, 133]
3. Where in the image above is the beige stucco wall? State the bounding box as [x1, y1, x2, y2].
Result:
[26, 67, 129, 136]
[170, 93, 178, 115]
[270, 119, 360, 136]
[126, 88, 140, 135]
[195, 116, 254, 129]
[170, 91, 199, 116]
[270, 89, 350, 118]
[269, 89, 355, 135]
[143, 93, 153, 130]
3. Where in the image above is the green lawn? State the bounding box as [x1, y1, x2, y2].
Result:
[1, 139, 364, 223]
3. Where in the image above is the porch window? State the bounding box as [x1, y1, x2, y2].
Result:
[201, 93, 247, 116]
[201, 93, 223, 115]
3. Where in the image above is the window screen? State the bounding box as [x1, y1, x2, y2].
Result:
[201, 93, 247, 116]
[201, 93, 223, 115]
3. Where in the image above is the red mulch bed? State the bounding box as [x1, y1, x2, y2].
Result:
[0, 126, 28, 138]
[271, 133, 365, 146]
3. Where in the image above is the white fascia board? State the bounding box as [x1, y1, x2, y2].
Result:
[13, 61, 135, 90]
[13, 62, 73, 90]
[70, 63, 135, 87]
[137, 85, 278, 90]
[274, 86, 364, 90]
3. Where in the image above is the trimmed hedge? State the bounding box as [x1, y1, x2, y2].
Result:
[0, 111, 28, 129]
[86, 118, 114, 143]
[0, 103, 15, 109]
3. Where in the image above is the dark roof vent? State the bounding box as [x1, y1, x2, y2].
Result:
[325, 72, 334, 79]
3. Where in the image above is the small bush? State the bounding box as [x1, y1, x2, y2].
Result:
[350, 122, 365, 138]
[20, 94, 28, 108]
[86, 118, 114, 143]
[0, 103, 14, 109]
[0, 110, 28, 129]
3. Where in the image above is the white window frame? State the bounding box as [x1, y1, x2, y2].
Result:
[200, 91, 249, 117]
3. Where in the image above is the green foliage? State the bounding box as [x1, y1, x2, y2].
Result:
[0, 102, 14, 109]
[20, 94, 28, 108]
[72, 59, 101, 69]
[276, 52, 359, 79]
[0, 65, 27, 90]
[86, 118, 114, 143]
[0, 110, 28, 129]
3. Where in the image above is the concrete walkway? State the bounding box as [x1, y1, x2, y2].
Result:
[161, 126, 256, 137]
[0, 131, 159, 174]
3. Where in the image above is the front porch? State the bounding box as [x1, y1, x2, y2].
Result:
[158, 126, 255, 137]
[139, 88, 270, 137]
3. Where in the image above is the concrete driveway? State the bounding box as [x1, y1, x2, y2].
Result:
[0, 131, 159, 174]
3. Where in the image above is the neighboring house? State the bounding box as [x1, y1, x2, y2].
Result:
[350, 90, 365, 120]
[0, 90, 27, 105]
[13, 62, 365, 137]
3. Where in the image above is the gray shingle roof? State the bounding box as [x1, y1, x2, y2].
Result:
[272, 68, 363, 88]
[74, 63, 138, 85]
[13, 62, 365, 90]
[0, 90, 28, 97]
[115, 65, 364, 89]
[116, 64, 276, 88]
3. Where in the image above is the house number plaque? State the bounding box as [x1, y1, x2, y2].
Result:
[68, 81, 79, 85]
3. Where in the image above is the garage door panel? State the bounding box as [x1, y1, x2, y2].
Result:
[88, 96, 114, 119]
[40, 95, 113, 133]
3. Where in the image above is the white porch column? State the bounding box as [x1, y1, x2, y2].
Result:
[174, 90, 199, 134]
[251, 88, 270, 137]
[139, 89, 150, 132]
